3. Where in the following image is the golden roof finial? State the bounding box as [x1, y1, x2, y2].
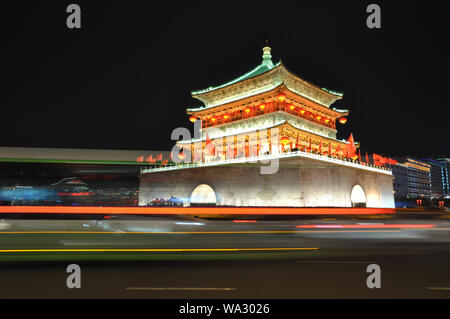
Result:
[262, 43, 272, 62]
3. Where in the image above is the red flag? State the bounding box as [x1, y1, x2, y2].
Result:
[373, 153, 381, 166]
[328, 143, 331, 155]
[358, 149, 361, 162]
[161, 159, 168, 166]
[296, 133, 300, 149]
[365, 152, 369, 164]
[343, 134, 357, 159]
[374, 154, 388, 166]
[156, 153, 162, 161]
[136, 155, 144, 163]
[333, 144, 341, 156]
[145, 155, 153, 163]
[347, 133, 357, 158]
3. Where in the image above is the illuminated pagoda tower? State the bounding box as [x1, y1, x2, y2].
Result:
[140, 47, 395, 208]
[184, 46, 350, 161]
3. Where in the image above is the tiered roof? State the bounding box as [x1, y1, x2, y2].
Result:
[188, 47, 346, 112]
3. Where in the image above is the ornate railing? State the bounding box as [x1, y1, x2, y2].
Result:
[141, 149, 392, 175]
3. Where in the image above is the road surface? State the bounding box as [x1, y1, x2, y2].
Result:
[0, 214, 449, 298]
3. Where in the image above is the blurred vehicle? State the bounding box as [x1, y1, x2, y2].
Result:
[149, 196, 183, 206]
[0, 219, 10, 230]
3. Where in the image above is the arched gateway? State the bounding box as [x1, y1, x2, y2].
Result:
[351, 184, 367, 207]
[190, 184, 216, 206]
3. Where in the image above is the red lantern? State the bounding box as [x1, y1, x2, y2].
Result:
[289, 104, 295, 110]
[223, 114, 230, 120]
[339, 117, 347, 124]
[189, 116, 197, 123]
[324, 119, 330, 123]
[280, 137, 290, 146]
[210, 117, 216, 122]
[299, 109, 306, 114]
[245, 108, 251, 114]
[277, 93, 286, 102]
[316, 115, 322, 120]
[259, 104, 266, 110]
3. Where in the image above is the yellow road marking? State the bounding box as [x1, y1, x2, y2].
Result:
[0, 247, 318, 253]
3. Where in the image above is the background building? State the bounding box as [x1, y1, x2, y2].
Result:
[437, 158, 450, 197]
[386, 157, 450, 208]
[420, 158, 446, 198]
[400, 158, 432, 199]
[390, 163, 408, 199]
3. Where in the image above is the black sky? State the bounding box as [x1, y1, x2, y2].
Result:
[2, 1, 449, 158]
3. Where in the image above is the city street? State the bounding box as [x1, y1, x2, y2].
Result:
[0, 214, 449, 298]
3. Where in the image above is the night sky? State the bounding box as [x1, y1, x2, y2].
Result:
[2, 1, 449, 158]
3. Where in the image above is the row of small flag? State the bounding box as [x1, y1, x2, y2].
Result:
[136, 153, 169, 165]
[136, 133, 398, 167]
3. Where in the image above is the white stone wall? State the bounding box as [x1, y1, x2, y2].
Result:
[139, 157, 395, 208]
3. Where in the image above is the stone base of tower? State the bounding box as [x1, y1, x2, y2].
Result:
[139, 157, 395, 208]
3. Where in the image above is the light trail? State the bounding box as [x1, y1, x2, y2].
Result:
[233, 220, 258, 223]
[0, 230, 403, 234]
[296, 224, 435, 229]
[0, 206, 397, 215]
[0, 247, 318, 253]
